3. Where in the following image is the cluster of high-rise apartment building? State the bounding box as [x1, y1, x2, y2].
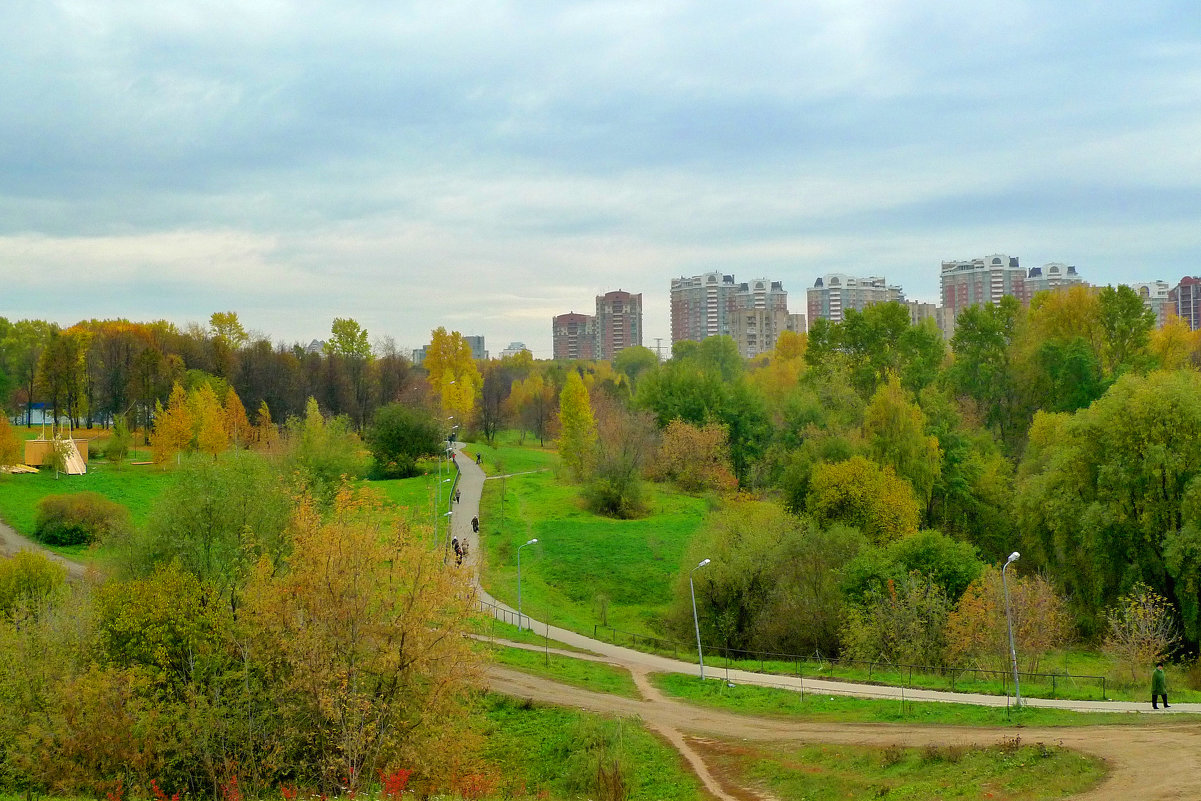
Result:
[548, 256, 1201, 363]
[551, 290, 644, 361]
[809, 254, 1193, 339]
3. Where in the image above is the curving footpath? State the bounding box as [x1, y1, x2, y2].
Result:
[0, 519, 88, 579]
[454, 446, 1201, 800]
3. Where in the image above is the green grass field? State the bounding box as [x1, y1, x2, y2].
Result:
[465, 430, 558, 475]
[0, 460, 177, 556]
[475, 693, 702, 801]
[480, 643, 640, 698]
[651, 672, 1200, 727]
[479, 468, 709, 637]
[708, 739, 1105, 801]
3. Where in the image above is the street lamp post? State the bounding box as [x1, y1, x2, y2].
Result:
[690, 558, 711, 679]
[518, 538, 539, 631]
[1002, 551, 1022, 708]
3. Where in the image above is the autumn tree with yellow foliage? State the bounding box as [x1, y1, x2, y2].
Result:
[150, 382, 193, 465]
[423, 327, 482, 426]
[243, 487, 479, 790]
[224, 386, 252, 447]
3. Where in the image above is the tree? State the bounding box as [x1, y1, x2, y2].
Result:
[612, 345, 659, 387]
[365, 403, 442, 479]
[210, 311, 248, 379]
[423, 328, 482, 426]
[582, 397, 657, 518]
[506, 372, 556, 445]
[477, 361, 511, 445]
[649, 419, 737, 492]
[947, 296, 1023, 447]
[242, 488, 478, 791]
[806, 456, 921, 545]
[1103, 583, 1181, 683]
[1097, 284, 1155, 376]
[324, 318, 374, 429]
[843, 529, 984, 606]
[151, 382, 194, 465]
[254, 400, 277, 449]
[862, 373, 941, 512]
[0, 551, 67, 619]
[1016, 370, 1201, 633]
[209, 311, 248, 350]
[224, 386, 252, 447]
[945, 565, 1072, 673]
[193, 384, 230, 459]
[283, 397, 364, 500]
[843, 574, 950, 667]
[37, 327, 90, 426]
[1150, 314, 1201, 370]
[129, 451, 293, 608]
[4, 319, 55, 425]
[558, 371, 597, 481]
[0, 410, 19, 466]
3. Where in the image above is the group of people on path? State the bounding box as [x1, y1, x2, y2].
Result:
[446, 450, 484, 568]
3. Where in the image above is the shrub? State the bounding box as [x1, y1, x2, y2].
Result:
[34, 492, 131, 546]
[0, 550, 68, 616]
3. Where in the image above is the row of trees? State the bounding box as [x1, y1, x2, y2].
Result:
[0, 314, 419, 436]
[677, 502, 1178, 681]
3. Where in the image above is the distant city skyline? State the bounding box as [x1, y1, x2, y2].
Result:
[4, 3, 1199, 356]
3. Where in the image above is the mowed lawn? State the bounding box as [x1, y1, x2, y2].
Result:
[0, 463, 177, 556]
[480, 467, 710, 637]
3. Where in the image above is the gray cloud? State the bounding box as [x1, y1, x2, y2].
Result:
[2, 1, 1200, 354]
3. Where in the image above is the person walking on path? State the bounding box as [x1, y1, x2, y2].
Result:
[1152, 662, 1169, 709]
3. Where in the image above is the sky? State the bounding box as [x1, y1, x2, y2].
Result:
[3, 1, 1200, 358]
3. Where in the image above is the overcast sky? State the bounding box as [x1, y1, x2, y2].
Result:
[3, 1, 1199, 357]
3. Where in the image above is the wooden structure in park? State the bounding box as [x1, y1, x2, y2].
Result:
[23, 424, 89, 475]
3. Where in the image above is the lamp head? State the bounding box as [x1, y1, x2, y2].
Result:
[697, 558, 711, 568]
[1006, 551, 1020, 564]
[526, 538, 538, 545]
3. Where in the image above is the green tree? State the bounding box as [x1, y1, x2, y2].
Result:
[284, 397, 365, 501]
[947, 296, 1023, 447]
[863, 373, 942, 512]
[1097, 284, 1155, 376]
[558, 371, 597, 481]
[612, 345, 659, 386]
[1016, 370, 1201, 634]
[129, 451, 293, 607]
[807, 456, 921, 545]
[842, 529, 984, 606]
[843, 573, 950, 667]
[365, 403, 442, 479]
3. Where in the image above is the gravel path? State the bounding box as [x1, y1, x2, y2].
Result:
[0, 518, 87, 578]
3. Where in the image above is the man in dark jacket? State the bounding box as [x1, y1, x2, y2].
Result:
[1152, 662, 1169, 709]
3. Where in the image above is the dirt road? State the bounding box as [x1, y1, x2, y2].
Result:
[0, 519, 87, 579]
[487, 664, 1201, 801]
